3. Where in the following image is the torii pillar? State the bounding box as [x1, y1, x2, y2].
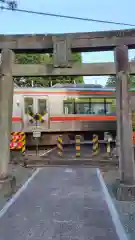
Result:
[115, 45, 135, 200]
[0, 49, 14, 180]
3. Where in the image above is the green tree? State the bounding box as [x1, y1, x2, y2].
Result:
[106, 57, 135, 88]
[14, 53, 84, 87]
[106, 75, 135, 88]
[106, 76, 117, 87]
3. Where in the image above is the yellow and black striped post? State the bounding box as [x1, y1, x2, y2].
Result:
[16, 132, 26, 155]
[57, 135, 63, 157]
[10, 132, 26, 154]
[75, 135, 81, 157]
[92, 134, 99, 155]
[20, 132, 26, 155]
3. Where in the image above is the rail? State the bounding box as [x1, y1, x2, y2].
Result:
[70, 140, 116, 144]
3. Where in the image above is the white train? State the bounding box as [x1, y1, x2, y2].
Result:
[11, 84, 135, 145]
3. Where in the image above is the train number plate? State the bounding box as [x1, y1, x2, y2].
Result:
[33, 131, 41, 138]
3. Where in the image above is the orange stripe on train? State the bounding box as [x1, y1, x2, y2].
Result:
[50, 116, 116, 121]
[12, 115, 117, 122]
[12, 117, 23, 122]
[14, 91, 115, 95]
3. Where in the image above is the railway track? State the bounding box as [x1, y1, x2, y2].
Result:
[21, 145, 118, 168]
[25, 148, 55, 157]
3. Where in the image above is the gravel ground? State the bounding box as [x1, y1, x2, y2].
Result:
[103, 166, 135, 240]
[0, 164, 36, 211]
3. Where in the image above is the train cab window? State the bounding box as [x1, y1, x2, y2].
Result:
[38, 99, 46, 115]
[24, 98, 33, 114]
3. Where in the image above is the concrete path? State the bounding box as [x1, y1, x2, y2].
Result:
[0, 167, 126, 240]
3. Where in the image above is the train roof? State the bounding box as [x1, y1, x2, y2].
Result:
[51, 83, 103, 88]
[13, 84, 135, 92]
[14, 83, 116, 91]
[13, 87, 116, 91]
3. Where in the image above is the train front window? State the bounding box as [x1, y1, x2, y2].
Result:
[38, 99, 46, 115]
[24, 98, 33, 114]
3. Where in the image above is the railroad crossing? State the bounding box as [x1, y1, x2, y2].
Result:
[0, 28, 135, 198]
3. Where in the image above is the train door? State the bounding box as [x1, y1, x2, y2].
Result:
[23, 96, 35, 131]
[35, 96, 49, 130]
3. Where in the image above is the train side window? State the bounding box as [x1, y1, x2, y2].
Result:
[63, 102, 74, 114]
[106, 99, 116, 115]
[75, 103, 90, 114]
[24, 98, 33, 114]
[38, 99, 46, 115]
[91, 103, 105, 114]
[74, 98, 91, 114]
[91, 98, 104, 114]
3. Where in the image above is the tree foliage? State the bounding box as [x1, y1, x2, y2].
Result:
[106, 76, 117, 87]
[0, 1, 18, 10]
[106, 57, 135, 88]
[106, 75, 135, 88]
[14, 53, 84, 87]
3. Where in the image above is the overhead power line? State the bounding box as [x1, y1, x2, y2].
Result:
[0, 5, 135, 27]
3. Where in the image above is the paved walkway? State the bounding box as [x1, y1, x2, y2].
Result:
[0, 167, 125, 240]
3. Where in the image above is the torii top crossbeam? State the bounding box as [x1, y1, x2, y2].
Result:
[0, 28, 135, 53]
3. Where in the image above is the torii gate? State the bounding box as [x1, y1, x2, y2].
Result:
[0, 29, 135, 198]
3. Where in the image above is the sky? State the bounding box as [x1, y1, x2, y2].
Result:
[0, 0, 135, 86]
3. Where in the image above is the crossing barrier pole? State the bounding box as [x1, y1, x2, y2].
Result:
[92, 134, 99, 155]
[75, 135, 81, 157]
[57, 135, 63, 157]
[20, 132, 26, 155]
[106, 138, 111, 157]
